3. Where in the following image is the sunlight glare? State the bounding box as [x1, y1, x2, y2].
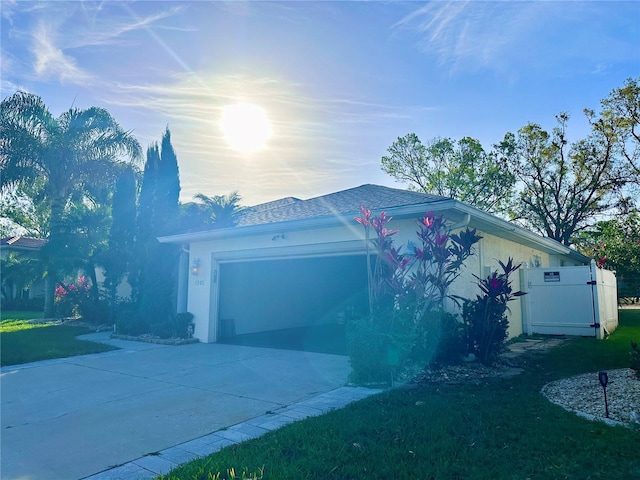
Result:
[220, 103, 272, 153]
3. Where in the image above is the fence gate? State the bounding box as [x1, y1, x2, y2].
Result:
[522, 261, 618, 339]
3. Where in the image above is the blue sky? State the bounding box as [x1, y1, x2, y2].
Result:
[2, 1, 639, 206]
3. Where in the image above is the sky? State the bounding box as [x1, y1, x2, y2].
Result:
[2, 1, 639, 207]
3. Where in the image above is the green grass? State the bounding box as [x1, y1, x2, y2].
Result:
[159, 309, 640, 480]
[0, 310, 44, 322]
[1, 312, 117, 366]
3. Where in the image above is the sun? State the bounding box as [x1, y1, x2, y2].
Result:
[220, 103, 272, 153]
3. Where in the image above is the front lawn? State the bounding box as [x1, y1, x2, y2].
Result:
[159, 309, 640, 480]
[1, 311, 117, 366]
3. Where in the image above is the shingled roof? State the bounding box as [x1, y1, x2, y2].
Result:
[0, 236, 47, 250]
[236, 184, 448, 227]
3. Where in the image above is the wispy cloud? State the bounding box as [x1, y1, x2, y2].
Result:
[392, 1, 632, 78]
[394, 1, 543, 75]
[69, 5, 189, 49]
[31, 19, 94, 84]
[16, 3, 186, 86]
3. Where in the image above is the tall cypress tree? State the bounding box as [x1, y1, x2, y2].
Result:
[135, 128, 182, 336]
[129, 143, 159, 305]
[156, 127, 181, 235]
[104, 166, 137, 321]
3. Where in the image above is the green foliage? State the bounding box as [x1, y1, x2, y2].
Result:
[381, 134, 516, 215]
[631, 340, 640, 378]
[156, 127, 181, 235]
[160, 466, 264, 480]
[184, 191, 244, 230]
[462, 258, 526, 365]
[349, 207, 481, 384]
[132, 128, 182, 336]
[0, 251, 44, 304]
[575, 210, 640, 297]
[0, 179, 50, 237]
[54, 276, 91, 318]
[0, 320, 116, 366]
[347, 310, 415, 385]
[5, 297, 44, 311]
[78, 297, 110, 325]
[114, 300, 148, 336]
[0, 91, 141, 317]
[104, 166, 137, 321]
[431, 310, 466, 366]
[176, 312, 195, 338]
[599, 76, 640, 181]
[499, 102, 631, 246]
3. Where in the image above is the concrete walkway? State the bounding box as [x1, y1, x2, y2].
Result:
[1, 332, 380, 480]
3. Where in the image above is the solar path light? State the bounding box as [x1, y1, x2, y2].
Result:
[598, 371, 609, 418]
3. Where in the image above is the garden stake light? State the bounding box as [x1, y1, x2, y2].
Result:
[598, 371, 609, 418]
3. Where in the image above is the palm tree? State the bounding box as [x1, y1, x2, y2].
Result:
[193, 191, 244, 228]
[0, 91, 141, 317]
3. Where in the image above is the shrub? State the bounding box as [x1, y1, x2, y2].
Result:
[462, 258, 525, 365]
[114, 300, 148, 336]
[78, 297, 110, 325]
[0, 296, 44, 312]
[176, 312, 195, 338]
[349, 207, 481, 384]
[54, 277, 91, 318]
[431, 311, 466, 366]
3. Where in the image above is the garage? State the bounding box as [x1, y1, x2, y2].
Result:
[217, 254, 369, 354]
[159, 184, 594, 347]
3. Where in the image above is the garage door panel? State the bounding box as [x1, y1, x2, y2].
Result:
[219, 255, 368, 336]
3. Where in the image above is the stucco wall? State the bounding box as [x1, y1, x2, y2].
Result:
[184, 215, 586, 343]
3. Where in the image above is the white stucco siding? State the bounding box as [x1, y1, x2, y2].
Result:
[461, 232, 554, 339]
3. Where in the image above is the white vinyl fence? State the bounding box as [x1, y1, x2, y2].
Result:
[521, 261, 618, 339]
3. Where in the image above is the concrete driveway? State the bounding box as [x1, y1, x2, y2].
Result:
[1, 332, 352, 480]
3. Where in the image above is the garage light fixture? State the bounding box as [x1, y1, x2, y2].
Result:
[191, 258, 201, 276]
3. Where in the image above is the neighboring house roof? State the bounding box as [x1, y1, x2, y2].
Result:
[0, 236, 47, 251]
[158, 184, 591, 264]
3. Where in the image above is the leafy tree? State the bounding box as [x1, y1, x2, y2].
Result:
[0, 91, 141, 317]
[180, 191, 244, 231]
[576, 210, 640, 298]
[0, 251, 44, 307]
[381, 134, 516, 215]
[498, 112, 627, 246]
[194, 191, 243, 228]
[0, 179, 50, 237]
[597, 76, 640, 181]
[60, 200, 112, 303]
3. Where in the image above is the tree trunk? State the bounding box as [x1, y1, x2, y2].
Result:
[43, 273, 55, 318]
[43, 193, 66, 318]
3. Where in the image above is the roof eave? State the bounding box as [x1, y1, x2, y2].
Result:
[158, 198, 591, 264]
[450, 202, 591, 262]
[157, 199, 457, 244]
